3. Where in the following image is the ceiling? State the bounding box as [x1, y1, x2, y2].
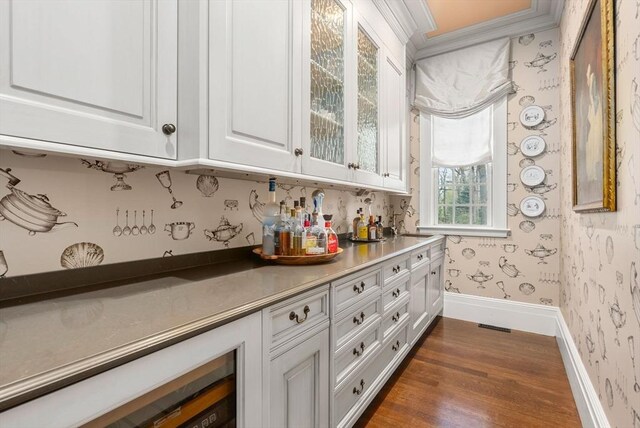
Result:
[377, 0, 565, 60]
[425, 0, 532, 38]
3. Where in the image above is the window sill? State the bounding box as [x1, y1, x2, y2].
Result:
[416, 225, 510, 238]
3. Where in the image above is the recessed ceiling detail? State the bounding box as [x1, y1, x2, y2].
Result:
[425, 0, 532, 38]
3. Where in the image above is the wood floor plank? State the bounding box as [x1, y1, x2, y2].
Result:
[355, 317, 581, 428]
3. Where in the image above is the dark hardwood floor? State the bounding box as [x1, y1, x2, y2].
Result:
[355, 317, 581, 428]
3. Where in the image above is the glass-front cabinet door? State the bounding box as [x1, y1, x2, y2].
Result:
[302, 0, 352, 181]
[353, 19, 383, 187]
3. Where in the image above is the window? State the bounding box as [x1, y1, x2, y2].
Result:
[419, 97, 508, 237]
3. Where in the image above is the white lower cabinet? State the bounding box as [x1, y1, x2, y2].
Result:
[269, 330, 330, 428]
[427, 256, 445, 322]
[409, 262, 430, 345]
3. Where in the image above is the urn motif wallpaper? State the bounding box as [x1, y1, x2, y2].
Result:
[392, 27, 563, 307]
[0, 150, 389, 277]
[559, 0, 640, 426]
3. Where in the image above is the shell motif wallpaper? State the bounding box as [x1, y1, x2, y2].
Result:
[559, 0, 640, 426]
[392, 27, 563, 306]
[0, 150, 389, 277]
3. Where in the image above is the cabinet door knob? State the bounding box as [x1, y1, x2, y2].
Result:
[431, 271, 437, 275]
[289, 305, 310, 324]
[353, 379, 365, 395]
[162, 123, 176, 135]
[348, 162, 355, 169]
[294, 148, 303, 156]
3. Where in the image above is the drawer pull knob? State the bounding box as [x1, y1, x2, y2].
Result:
[431, 271, 437, 275]
[392, 312, 400, 322]
[353, 342, 366, 357]
[392, 340, 401, 351]
[353, 312, 365, 325]
[392, 288, 400, 298]
[289, 305, 310, 324]
[353, 281, 365, 294]
[162, 123, 176, 135]
[294, 148, 303, 156]
[353, 379, 365, 395]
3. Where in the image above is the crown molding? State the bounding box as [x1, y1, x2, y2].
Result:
[374, 0, 436, 47]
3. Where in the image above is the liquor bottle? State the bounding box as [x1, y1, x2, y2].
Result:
[300, 197, 310, 223]
[368, 215, 377, 240]
[274, 201, 288, 255]
[261, 178, 280, 255]
[357, 212, 368, 240]
[376, 215, 384, 239]
[324, 214, 338, 254]
[307, 212, 327, 255]
[352, 209, 361, 238]
[304, 217, 314, 253]
[292, 208, 305, 256]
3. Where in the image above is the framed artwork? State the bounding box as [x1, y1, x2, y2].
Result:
[570, 0, 616, 212]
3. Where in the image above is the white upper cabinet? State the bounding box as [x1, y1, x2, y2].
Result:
[209, 0, 302, 173]
[382, 51, 406, 191]
[0, 0, 178, 159]
[351, 17, 384, 188]
[302, 0, 353, 182]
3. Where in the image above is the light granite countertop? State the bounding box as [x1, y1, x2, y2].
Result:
[0, 235, 442, 408]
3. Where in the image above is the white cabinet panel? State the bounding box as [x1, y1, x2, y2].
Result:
[0, 0, 177, 158]
[409, 263, 429, 345]
[269, 329, 329, 428]
[382, 52, 406, 191]
[427, 256, 444, 319]
[209, 0, 301, 173]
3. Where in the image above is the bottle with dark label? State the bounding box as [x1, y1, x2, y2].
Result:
[261, 178, 279, 255]
[376, 215, 384, 239]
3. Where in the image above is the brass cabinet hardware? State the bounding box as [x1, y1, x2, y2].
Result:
[162, 123, 176, 135]
[289, 305, 310, 324]
[352, 379, 365, 395]
[352, 342, 366, 357]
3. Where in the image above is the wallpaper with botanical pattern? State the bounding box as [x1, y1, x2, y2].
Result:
[559, 0, 640, 426]
[0, 150, 390, 277]
[392, 27, 562, 306]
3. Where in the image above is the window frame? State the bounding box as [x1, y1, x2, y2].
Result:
[418, 97, 509, 238]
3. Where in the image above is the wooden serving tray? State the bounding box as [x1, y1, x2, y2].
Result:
[253, 247, 343, 265]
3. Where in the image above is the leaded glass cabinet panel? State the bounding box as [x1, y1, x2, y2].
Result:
[309, 0, 346, 165]
[356, 27, 379, 174]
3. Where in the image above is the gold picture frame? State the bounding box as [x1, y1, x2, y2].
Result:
[570, 0, 616, 212]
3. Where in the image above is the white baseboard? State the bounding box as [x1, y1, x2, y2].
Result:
[555, 312, 610, 428]
[443, 292, 559, 336]
[443, 292, 610, 428]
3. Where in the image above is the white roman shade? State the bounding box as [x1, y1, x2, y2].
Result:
[414, 38, 512, 118]
[432, 106, 492, 167]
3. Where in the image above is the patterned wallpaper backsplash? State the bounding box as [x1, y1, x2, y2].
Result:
[559, 0, 640, 426]
[392, 27, 562, 306]
[0, 150, 390, 277]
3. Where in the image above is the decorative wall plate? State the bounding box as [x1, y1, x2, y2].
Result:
[520, 135, 546, 156]
[519, 105, 545, 127]
[520, 196, 545, 217]
[520, 165, 546, 186]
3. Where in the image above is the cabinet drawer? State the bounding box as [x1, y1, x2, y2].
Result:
[267, 287, 329, 349]
[334, 356, 382, 427]
[334, 323, 381, 388]
[382, 276, 410, 313]
[378, 324, 410, 374]
[333, 268, 381, 315]
[381, 298, 410, 342]
[410, 247, 429, 268]
[334, 295, 382, 350]
[382, 255, 410, 285]
[430, 239, 445, 259]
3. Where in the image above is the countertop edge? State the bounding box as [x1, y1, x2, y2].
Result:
[0, 235, 443, 408]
